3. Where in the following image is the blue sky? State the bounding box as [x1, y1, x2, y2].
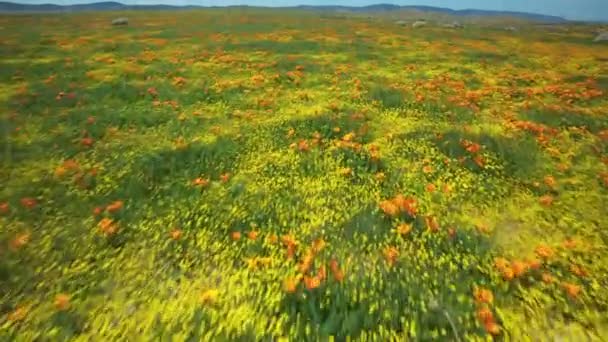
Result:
[18, 0, 608, 21]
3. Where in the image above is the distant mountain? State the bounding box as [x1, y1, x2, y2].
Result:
[0, 1, 568, 23]
[296, 4, 568, 22]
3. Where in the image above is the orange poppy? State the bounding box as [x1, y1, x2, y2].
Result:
[304, 276, 321, 290]
[544, 175, 556, 188]
[297, 140, 310, 152]
[170, 229, 183, 240]
[230, 231, 241, 241]
[422, 165, 433, 174]
[93, 206, 104, 216]
[20, 197, 37, 209]
[0, 202, 9, 214]
[7, 306, 28, 322]
[426, 184, 436, 193]
[396, 223, 412, 236]
[106, 200, 124, 213]
[484, 321, 501, 335]
[283, 276, 300, 293]
[562, 282, 581, 298]
[247, 231, 259, 241]
[476, 306, 494, 324]
[220, 173, 231, 183]
[98, 218, 118, 236]
[192, 177, 210, 187]
[379, 200, 400, 217]
[312, 238, 326, 253]
[502, 267, 514, 281]
[473, 287, 493, 304]
[535, 244, 554, 259]
[383, 246, 399, 266]
[539, 195, 554, 206]
[10, 232, 31, 250]
[541, 273, 555, 284]
[511, 260, 528, 277]
[54, 294, 70, 311]
[494, 257, 510, 270]
[425, 216, 440, 232]
[562, 238, 577, 249]
[81, 137, 94, 147]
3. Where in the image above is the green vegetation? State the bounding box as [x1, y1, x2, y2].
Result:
[1, 10, 607, 340]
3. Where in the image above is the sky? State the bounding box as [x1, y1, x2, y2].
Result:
[15, 0, 608, 22]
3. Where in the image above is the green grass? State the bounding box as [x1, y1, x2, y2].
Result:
[1, 9, 608, 341]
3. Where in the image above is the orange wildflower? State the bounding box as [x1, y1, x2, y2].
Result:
[544, 175, 556, 188]
[426, 184, 436, 192]
[535, 244, 554, 259]
[563, 282, 581, 298]
[304, 276, 321, 290]
[422, 165, 433, 174]
[10, 232, 31, 250]
[511, 260, 528, 277]
[0, 202, 9, 214]
[447, 227, 456, 238]
[192, 177, 210, 187]
[396, 223, 412, 236]
[297, 140, 310, 152]
[87, 116, 96, 124]
[570, 264, 588, 277]
[106, 200, 124, 213]
[54, 294, 70, 311]
[220, 173, 231, 183]
[81, 137, 94, 147]
[298, 250, 314, 274]
[20, 197, 37, 209]
[502, 267, 514, 281]
[562, 238, 577, 249]
[527, 258, 542, 270]
[425, 216, 440, 232]
[393, 195, 417, 217]
[329, 258, 344, 282]
[476, 306, 494, 324]
[98, 218, 118, 236]
[473, 287, 494, 304]
[539, 195, 554, 207]
[170, 229, 182, 241]
[494, 257, 510, 270]
[383, 246, 399, 266]
[312, 238, 326, 253]
[93, 206, 104, 216]
[473, 155, 485, 168]
[267, 234, 278, 244]
[7, 306, 28, 322]
[283, 276, 300, 293]
[541, 273, 555, 284]
[317, 265, 327, 281]
[379, 200, 400, 217]
[484, 321, 501, 335]
[247, 231, 259, 241]
[230, 231, 241, 241]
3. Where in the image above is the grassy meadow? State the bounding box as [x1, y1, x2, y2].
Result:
[1, 9, 608, 340]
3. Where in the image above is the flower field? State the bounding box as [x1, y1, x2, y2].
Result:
[1, 10, 607, 340]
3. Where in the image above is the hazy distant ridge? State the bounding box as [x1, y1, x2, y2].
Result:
[0, 1, 568, 22]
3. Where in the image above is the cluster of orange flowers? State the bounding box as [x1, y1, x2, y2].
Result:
[379, 194, 418, 218]
[473, 287, 501, 335]
[93, 200, 124, 237]
[494, 257, 540, 281]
